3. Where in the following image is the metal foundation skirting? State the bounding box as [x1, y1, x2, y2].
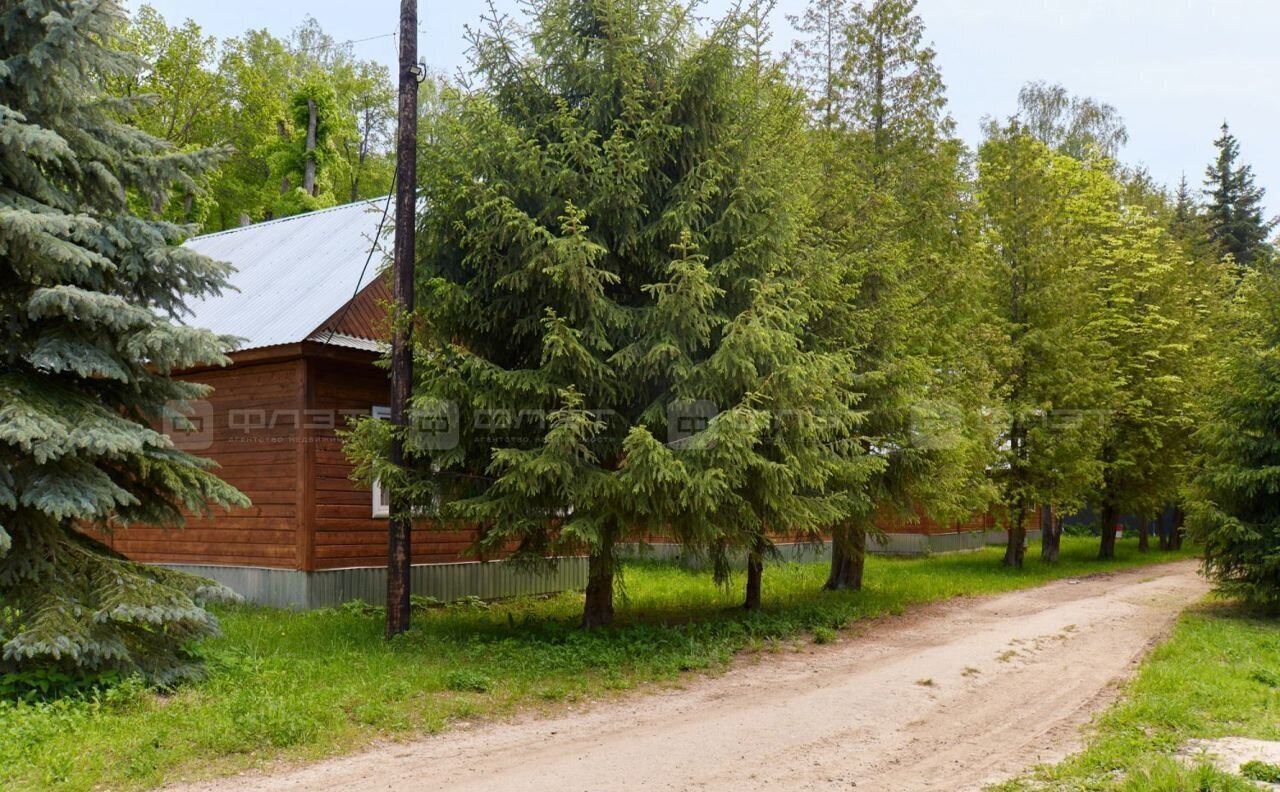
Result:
[164, 557, 590, 609]
[169, 530, 1037, 608]
[618, 529, 1040, 568]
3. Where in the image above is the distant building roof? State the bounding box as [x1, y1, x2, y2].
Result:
[180, 198, 393, 352]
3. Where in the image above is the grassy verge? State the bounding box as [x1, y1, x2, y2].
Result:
[993, 602, 1280, 791]
[1, 537, 1194, 792]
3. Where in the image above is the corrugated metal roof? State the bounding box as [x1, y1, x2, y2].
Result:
[181, 198, 393, 351]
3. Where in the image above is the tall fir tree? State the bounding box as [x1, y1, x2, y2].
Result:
[345, 0, 866, 625]
[1187, 269, 1280, 611]
[1169, 173, 1212, 260]
[1203, 122, 1276, 269]
[706, 6, 875, 611]
[0, 0, 247, 682]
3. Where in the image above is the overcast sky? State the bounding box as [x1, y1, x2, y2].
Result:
[128, 0, 1279, 210]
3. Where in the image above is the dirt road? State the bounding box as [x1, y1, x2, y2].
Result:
[173, 560, 1207, 792]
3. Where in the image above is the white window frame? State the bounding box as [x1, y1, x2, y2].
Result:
[371, 405, 391, 518]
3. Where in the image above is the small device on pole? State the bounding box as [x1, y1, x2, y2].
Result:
[387, 0, 418, 638]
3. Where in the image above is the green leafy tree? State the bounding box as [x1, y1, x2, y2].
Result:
[790, 0, 999, 589]
[107, 6, 231, 224]
[109, 7, 229, 151]
[1187, 270, 1280, 611]
[264, 78, 341, 218]
[282, 18, 395, 207]
[1015, 81, 1128, 160]
[109, 7, 396, 230]
[977, 125, 1109, 567]
[787, 0, 855, 133]
[0, 0, 247, 682]
[331, 59, 396, 203]
[205, 27, 296, 227]
[1089, 194, 1202, 559]
[1203, 122, 1276, 269]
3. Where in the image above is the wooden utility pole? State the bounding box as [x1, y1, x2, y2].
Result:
[387, 0, 418, 638]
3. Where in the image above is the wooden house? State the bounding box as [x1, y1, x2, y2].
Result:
[98, 200, 585, 607]
[103, 201, 1022, 608]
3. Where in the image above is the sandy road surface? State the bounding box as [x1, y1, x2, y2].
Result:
[171, 560, 1207, 792]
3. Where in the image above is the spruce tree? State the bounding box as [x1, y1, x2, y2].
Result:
[1171, 174, 1199, 236]
[0, 0, 247, 683]
[1203, 122, 1276, 269]
[344, 0, 863, 626]
[1169, 173, 1214, 262]
[707, 8, 870, 609]
[1187, 270, 1280, 611]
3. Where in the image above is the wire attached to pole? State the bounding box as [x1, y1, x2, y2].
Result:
[322, 173, 397, 345]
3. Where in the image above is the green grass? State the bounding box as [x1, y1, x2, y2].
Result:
[993, 602, 1280, 791]
[0, 537, 1194, 792]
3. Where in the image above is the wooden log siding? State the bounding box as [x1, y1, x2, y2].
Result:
[313, 273, 391, 341]
[308, 356, 477, 569]
[102, 336, 1011, 573]
[92, 345, 517, 573]
[100, 359, 305, 568]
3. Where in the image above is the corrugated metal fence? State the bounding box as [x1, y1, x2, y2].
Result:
[170, 530, 1031, 609]
[166, 557, 589, 609]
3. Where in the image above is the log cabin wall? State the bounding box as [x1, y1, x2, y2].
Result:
[101, 345, 1016, 572]
[99, 345, 496, 574]
[306, 354, 480, 570]
[102, 357, 306, 568]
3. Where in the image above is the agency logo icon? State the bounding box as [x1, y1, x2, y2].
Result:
[164, 399, 214, 451]
[667, 399, 719, 449]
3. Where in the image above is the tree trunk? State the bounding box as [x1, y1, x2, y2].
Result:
[303, 98, 318, 196]
[1158, 509, 1171, 550]
[1172, 507, 1185, 550]
[1040, 505, 1062, 563]
[277, 119, 291, 194]
[1098, 500, 1118, 560]
[744, 552, 763, 611]
[582, 548, 615, 628]
[825, 523, 865, 591]
[1004, 507, 1027, 568]
[1137, 511, 1149, 552]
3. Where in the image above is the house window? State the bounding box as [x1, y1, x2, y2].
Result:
[370, 405, 442, 519]
[371, 405, 390, 518]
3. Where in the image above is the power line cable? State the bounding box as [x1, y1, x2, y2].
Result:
[322, 173, 396, 345]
